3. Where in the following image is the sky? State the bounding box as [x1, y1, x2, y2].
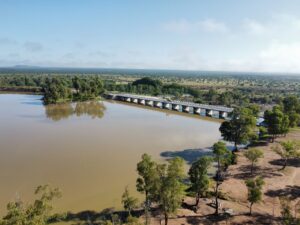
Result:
[1, 0, 300, 73]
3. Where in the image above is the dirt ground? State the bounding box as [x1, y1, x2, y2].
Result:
[148, 130, 300, 225]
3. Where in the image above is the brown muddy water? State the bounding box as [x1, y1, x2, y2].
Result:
[0, 94, 221, 216]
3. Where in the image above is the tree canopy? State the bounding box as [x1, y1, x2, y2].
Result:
[188, 156, 212, 206]
[264, 106, 290, 141]
[0, 185, 62, 225]
[220, 108, 257, 149]
[244, 148, 264, 175]
[245, 177, 264, 215]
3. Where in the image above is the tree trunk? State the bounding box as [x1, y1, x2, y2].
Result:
[145, 193, 150, 225]
[251, 162, 254, 175]
[195, 193, 200, 206]
[164, 213, 168, 225]
[145, 206, 150, 225]
[215, 159, 221, 215]
[215, 183, 219, 215]
[282, 157, 288, 170]
[234, 141, 238, 151]
[249, 202, 253, 215]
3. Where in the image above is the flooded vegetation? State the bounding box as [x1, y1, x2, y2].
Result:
[0, 94, 221, 215]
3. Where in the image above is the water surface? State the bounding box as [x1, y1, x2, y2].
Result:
[0, 94, 221, 215]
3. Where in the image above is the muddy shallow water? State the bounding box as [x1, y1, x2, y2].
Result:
[0, 94, 221, 215]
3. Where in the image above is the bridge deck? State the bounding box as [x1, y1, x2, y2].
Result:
[107, 93, 233, 113]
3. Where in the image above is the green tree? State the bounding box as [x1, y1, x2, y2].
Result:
[125, 215, 143, 225]
[157, 157, 185, 225]
[121, 187, 138, 217]
[220, 108, 257, 150]
[264, 106, 290, 142]
[245, 177, 264, 215]
[287, 111, 300, 128]
[282, 96, 300, 114]
[272, 140, 300, 170]
[0, 185, 62, 225]
[43, 77, 72, 104]
[279, 197, 300, 225]
[213, 141, 230, 215]
[188, 156, 212, 206]
[282, 96, 300, 128]
[243, 148, 264, 175]
[247, 104, 260, 117]
[136, 154, 158, 225]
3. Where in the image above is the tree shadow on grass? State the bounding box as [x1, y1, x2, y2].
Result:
[265, 185, 300, 200]
[51, 208, 144, 225]
[269, 158, 300, 168]
[185, 213, 279, 225]
[185, 213, 233, 225]
[232, 165, 283, 180]
[160, 148, 213, 165]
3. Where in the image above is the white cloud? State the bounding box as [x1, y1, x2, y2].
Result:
[199, 19, 228, 32]
[163, 18, 228, 34]
[243, 19, 266, 35]
[163, 19, 191, 33]
[258, 41, 300, 72]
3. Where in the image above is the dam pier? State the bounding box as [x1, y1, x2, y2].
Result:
[106, 93, 233, 119]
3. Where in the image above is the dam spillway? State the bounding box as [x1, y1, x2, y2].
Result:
[106, 93, 233, 119]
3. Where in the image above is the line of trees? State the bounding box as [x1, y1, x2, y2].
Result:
[1, 73, 300, 109]
[130, 140, 238, 225]
[43, 76, 104, 104]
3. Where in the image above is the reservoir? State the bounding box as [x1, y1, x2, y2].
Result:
[0, 94, 221, 215]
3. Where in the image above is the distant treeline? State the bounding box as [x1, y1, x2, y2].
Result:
[1, 73, 300, 108]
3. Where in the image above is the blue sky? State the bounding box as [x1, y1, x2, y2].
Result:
[1, 0, 300, 72]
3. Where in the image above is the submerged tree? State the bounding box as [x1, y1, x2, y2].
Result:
[188, 156, 212, 207]
[245, 177, 264, 215]
[244, 148, 264, 175]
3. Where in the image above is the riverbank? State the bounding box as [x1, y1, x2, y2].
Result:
[55, 129, 300, 225]
[0, 86, 42, 93]
[146, 129, 300, 225]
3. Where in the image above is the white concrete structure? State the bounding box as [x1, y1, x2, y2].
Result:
[106, 93, 234, 120]
[139, 99, 145, 105]
[206, 109, 213, 116]
[154, 101, 162, 108]
[163, 103, 171, 109]
[172, 104, 180, 111]
[132, 98, 138, 103]
[194, 107, 201, 114]
[219, 111, 227, 119]
[182, 106, 190, 113]
[146, 100, 153, 106]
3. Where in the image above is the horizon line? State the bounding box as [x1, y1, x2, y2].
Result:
[1, 65, 300, 76]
